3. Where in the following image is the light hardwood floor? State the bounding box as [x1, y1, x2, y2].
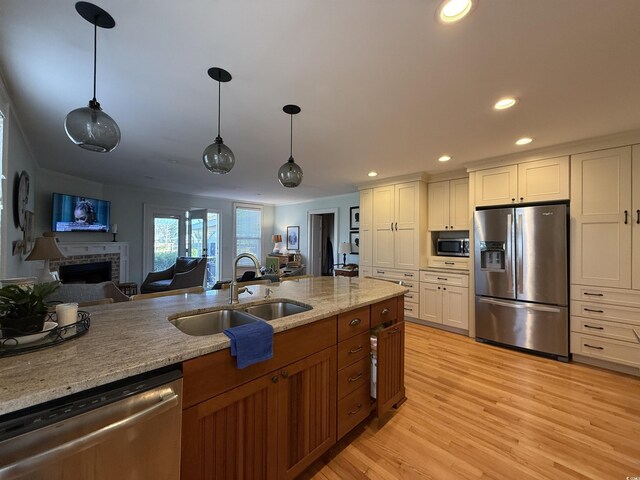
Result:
[301, 322, 640, 480]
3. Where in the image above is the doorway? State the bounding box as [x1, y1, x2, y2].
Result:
[187, 209, 220, 288]
[308, 209, 338, 276]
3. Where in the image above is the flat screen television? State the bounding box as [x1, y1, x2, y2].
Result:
[52, 193, 111, 232]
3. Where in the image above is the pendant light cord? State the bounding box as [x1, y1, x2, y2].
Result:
[217, 80, 221, 137]
[92, 19, 97, 102]
[290, 114, 293, 157]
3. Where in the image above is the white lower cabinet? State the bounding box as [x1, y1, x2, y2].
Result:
[419, 271, 469, 331]
[367, 267, 419, 319]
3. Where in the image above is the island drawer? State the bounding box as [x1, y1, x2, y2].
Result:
[337, 384, 371, 440]
[371, 297, 398, 328]
[337, 356, 370, 400]
[182, 316, 336, 409]
[337, 331, 370, 368]
[338, 307, 370, 341]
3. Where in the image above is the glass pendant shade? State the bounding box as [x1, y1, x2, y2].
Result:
[278, 156, 303, 188]
[203, 137, 235, 174]
[64, 101, 120, 153]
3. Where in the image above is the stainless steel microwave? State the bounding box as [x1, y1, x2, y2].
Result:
[437, 238, 469, 257]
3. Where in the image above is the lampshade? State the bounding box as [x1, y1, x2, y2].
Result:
[25, 232, 66, 261]
[338, 242, 351, 255]
[272, 234, 283, 243]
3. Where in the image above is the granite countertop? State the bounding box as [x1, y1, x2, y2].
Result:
[0, 277, 407, 416]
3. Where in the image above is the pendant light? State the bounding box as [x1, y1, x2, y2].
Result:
[64, 2, 120, 153]
[278, 105, 303, 188]
[203, 67, 235, 174]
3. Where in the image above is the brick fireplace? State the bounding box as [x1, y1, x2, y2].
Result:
[50, 242, 129, 284]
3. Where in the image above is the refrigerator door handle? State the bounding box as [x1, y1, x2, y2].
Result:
[477, 297, 562, 313]
[505, 213, 514, 295]
[516, 213, 524, 295]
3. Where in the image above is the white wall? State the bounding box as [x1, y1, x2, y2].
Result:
[274, 192, 359, 267]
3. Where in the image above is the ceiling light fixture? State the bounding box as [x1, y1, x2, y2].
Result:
[203, 67, 235, 174]
[438, 155, 451, 162]
[515, 137, 533, 145]
[438, 0, 476, 24]
[278, 105, 303, 188]
[494, 97, 518, 110]
[64, 2, 120, 153]
[368, 171, 378, 177]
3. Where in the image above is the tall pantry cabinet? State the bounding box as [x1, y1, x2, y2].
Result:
[570, 145, 640, 373]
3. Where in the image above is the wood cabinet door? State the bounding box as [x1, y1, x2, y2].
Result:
[376, 321, 406, 418]
[474, 164, 518, 207]
[517, 156, 569, 203]
[372, 185, 395, 268]
[441, 285, 469, 330]
[633, 145, 640, 291]
[449, 178, 469, 230]
[571, 147, 632, 288]
[419, 282, 442, 324]
[181, 373, 279, 480]
[394, 182, 420, 270]
[428, 181, 450, 231]
[277, 346, 336, 480]
[359, 189, 373, 267]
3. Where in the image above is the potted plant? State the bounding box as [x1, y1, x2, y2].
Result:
[0, 281, 60, 337]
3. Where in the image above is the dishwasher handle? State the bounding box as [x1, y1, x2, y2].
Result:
[0, 392, 179, 480]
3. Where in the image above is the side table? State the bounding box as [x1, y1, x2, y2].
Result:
[117, 282, 138, 296]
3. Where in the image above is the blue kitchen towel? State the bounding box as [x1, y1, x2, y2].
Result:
[223, 320, 274, 369]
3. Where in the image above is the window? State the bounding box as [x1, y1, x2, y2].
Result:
[153, 216, 180, 271]
[234, 204, 262, 265]
[0, 108, 5, 274]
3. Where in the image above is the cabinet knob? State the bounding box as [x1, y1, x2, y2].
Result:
[437, 286, 441, 290]
[349, 318, 361, 326]
[281, 371, 289, 379]
[445, 226, 448, 229]
[443, 287, 447, 291]
[450, 225, 453, 229]
[381, 308, 390, 315]
[512, 198, 516, 202]
[272, 375, 279, 383]
[520, 197, 524, 202]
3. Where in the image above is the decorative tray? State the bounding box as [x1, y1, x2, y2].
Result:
[0, 311, 91, 357]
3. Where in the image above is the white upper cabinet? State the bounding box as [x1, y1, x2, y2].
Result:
[571, 147, 632, 289]
[427, 178, 469, 231]
[633, 145, 640, 290]
[474, 157, 569, 207]
[359, 189, 373, 267]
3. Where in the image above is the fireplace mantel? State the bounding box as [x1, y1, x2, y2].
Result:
[53, 242, 129, 283]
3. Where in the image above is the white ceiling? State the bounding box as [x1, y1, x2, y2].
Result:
[2, 0, 640, 205]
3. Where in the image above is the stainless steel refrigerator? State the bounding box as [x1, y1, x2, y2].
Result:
[474, 204, 568, 359]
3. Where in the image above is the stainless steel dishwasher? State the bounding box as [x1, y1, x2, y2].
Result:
[0, 367, 182, 480]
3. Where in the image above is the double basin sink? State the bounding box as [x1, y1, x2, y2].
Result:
[170, 300, 312, 336]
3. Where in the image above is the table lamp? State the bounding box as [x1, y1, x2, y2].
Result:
[25, 232, 66, 283]
[338, 242, 351, 266]
[272, 234, 283, 254]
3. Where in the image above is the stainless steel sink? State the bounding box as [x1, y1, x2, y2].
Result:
[170, 309, 259, 336]
[243, 301, 312, 321]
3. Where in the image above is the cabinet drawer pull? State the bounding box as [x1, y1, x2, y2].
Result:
[583, 292, 603, 297]
[404, 273, 413, 277]
[584, 325, 604, 330]
[377, 270, 385, 275]
[349, 318, 361, 326]
[404, 307, 412, 312]
[405, 294, 413, 299]
[348, 346, 363, 354]
[272, 375, 279, 383]
[388, 327, 400, 335]
[584, 308, 604, 313]
[584, 344, 604, 350]
[444, 262, 455, 265]
[381, 308, 390, 315]
[281, 371, 289, 379]
[437, 277, 448, 281]
[624, 210, 629, 225]
[637, 209, 640, 225]
[348, 404, 363, 416]
[348, 373, 363, 383]
[395, 222, 398, 231]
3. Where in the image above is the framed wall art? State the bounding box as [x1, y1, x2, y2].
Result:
[286, 226, 300, 251]
[350, 206, 360, 230]
[349, 231, 359, 254]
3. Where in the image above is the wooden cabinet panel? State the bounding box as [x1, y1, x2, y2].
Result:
[372, 185, 395, 268]
[337, 385, 371, 440]
[517, 156, 569, 203]
[337, 331, 370, 368]
[337, 306, 370, 341]
[376, 321, 406, 418]
[371, 297, 398, 328]
[394, 182, 420, 270]
[337, 356, 370, 400]
[571, 147, 632, 288]
[359, 189, 373, 267]
[428, 181, 449, 231]
[181, 373, 279, 480]
[474, 164, 518, 207]
[449, 178, 469, 230]
[419, 282, 441, 324]
[441, 285, 469, 330]
[277, 346, 336, 480]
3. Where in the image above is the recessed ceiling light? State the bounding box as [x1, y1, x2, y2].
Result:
[515, 137, 533, 146]
[494, 97, 517, 110]
[438, 0, 475, 24]
[438, 155, 451, 162]
[368, 171, 378, 177]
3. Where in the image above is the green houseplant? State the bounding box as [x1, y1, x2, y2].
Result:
[0, 281, 60, 337]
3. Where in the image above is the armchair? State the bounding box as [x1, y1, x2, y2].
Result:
[140, 257, 207, 294]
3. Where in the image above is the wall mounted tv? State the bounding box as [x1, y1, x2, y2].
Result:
[52, 193, 111, 232]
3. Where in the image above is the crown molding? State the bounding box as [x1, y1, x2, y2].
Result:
[356, 172, 429, 190]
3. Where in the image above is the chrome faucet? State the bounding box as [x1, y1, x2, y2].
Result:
[230, 253, 261, 304]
